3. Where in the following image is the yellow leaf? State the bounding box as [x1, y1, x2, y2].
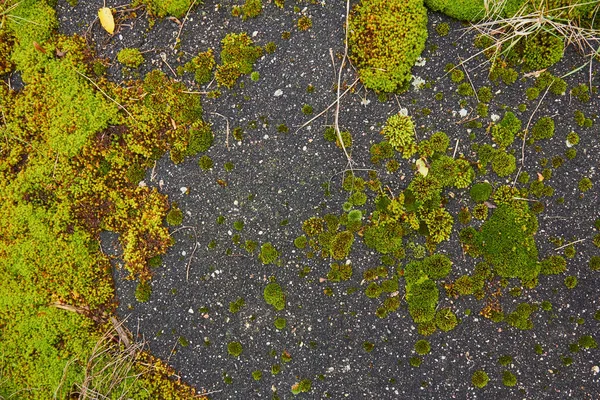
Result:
[416, 158, 429, 177]
[537, 172, 544, 182]
[98, 7, 115, 35]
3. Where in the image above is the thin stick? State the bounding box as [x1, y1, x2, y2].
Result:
[333, 0, 354, 165]
[293, 77, 359, 134]
[169, 225, 199, 281]
[209, 112, 230, 150]
[459, 57, 479, 103]
[452, 138, 460, 158]
[173, 0, 197, 48]
[75, 69, 134, 120]
[554, 238, 586, 251]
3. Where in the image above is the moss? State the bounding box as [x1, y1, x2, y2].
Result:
[475, 204, 539, 282]
[590, 256, 600, 271]
[414, 339, 431, 355]
[578, 177, 592, 192]
[477, 86, 493, 103]
[229, 297, 245, 313]
[491, 111, 521, 149]
[491, 152, 516, 177]
[348, 0, 428, 93]
[136, 0, 196, 18]
[294, 235, 308, 249]
[252, 370, 263, 381]
[498, 355, 513, 366]
[477, 102, 489, 117]
[327, 263, 353, 282]
[457, 82, 475, 96]
[502, 370, 517, 387]
[241, 0, 262, 19]
[526, 87, 540, 101]
[435, 22, 450, 36]
[297, 15, 312, 31]
[273, 317, 286, 330]
[227, 341, 243, 357]
[330, 230, 354, 260]
[530, 116, 555, 141]
[183, 49, 215, 85]
[535, 71, 567, 95]
[409, 356, 422, 367]
[166, 204, 184, 226]
[259, 242, 279, 264]
[117, 48, 144, 68]
[470, 182, 493, 202]
[365, 282, 383, 298]
[564, 275, 578, 289]
[291, 379, 312, 395]
[506, 303, 534, 330]
[135, 281, 152, 302]
[450, 69, 465, 83]
[363, 341, 375, 352]
[215, 32, 262, 88]
[264, 282, 285, 310]
[509, 30, 564, 71]
[539, 255, 566, 275]
[578, 335, 598, 349]
[565, 148, 577, 160]
[571, 84, 590, 102]
[381, 114, 417, 158]
[196, 155, 214, 172]
[472, 203, 489, 220]
[423, 208, 454, 244]
[435, 308, 458, 331]
[302, 104, 313, 115]
[472, 370, 489, 388]
[303, 217, 324, 236]
[271, 364, 281, 375]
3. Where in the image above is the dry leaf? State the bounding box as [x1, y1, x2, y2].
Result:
[416, 158, 429, 177]
[484, 201, 496, 209]
[98, 7, 115, 35]
[319, 277, 327, 283]
[33, 41, 46, 54]
[537, 172, 544, 182]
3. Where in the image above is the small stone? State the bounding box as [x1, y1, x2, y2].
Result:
[188, 308, 194, 314]
[274, 89, 283, 97]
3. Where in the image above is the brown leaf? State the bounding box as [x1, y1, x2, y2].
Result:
[484, 201, 496, 209]
[33, 41, 46, 54]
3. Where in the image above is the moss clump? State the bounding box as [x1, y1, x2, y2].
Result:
[294, 235, 308, 249]
[330, 231, 354, 260]
[502, 370, 517, 387]
[571, 84, 590, 102]
[435, 308, 458, 331]
[135, 281, 152, 302]
[578, 335, 598, 349]
[475, 204, 539, 282]
[470, 182, 493, 203]
[291, 379, 312, 395]
[535, 71, 567, 95]
[198, 155, 214, 170]
[264, 282, 285, 310]
[227, 341, 243, 357]
[578, 177, 592, 193]
[566, 131, 580, 146]
[241, 0, 262, 19]
[506, 302, 535, 330]
[564, 275, 578, 289]
[259, 242, 279, 264]
[539, 255, 567, 275]
[274, 317, 287, 330]
[381, 114, 417, 158]
[117, 48, 144, 68]
[492, 152, 516, 177]
[252, 370, 263, 381]
[327, 262, 353, 282]
[590, 256, 600, 271]
[531, 116, 555, 141]
[436, 22, 450, 36]
[499, 355, 513, 366]
[348, 0, 428, 93]
[472, 370, 489, 388]
[410, 356, 422, 367]
[166, 204, 184, 226]
[508, 30, 564, 71]
[215, 32, 263, 88]
[425, 0, 486, 21]
[229, 297, 245, 313]
[136, 0, 197, 18]
[491, 111, 521, 149]
[414, 339, 431, 355]
[183, 49, 215, 85]
[297, 15, 312, 31]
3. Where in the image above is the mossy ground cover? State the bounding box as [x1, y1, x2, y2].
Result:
[3, 0, 600, 398]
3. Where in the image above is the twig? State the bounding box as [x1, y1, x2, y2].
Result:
[511, 197, 538, 202]
[452, 138, 460, 158]
[75, 69, 135, 120]
[169, 225, 199, 281]
[459, 57, 479, 103]
[554, 238, 586, 251]
[160, 53, 178, 77]
[208, 112, 230, 150]
[333, 0, 354, 166]
[173, 0, 197, 48]
[293, 77, 359, 134]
